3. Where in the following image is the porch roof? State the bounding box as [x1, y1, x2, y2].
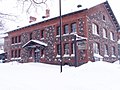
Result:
[22, 40, 47, 48]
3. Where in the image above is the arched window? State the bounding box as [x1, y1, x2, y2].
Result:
[103, 28, 107, 38]
[104, 44, 108, 55]
[93, 42, 100, 54]
[111, 46, 115, 56]
[92, 23, 99, 35]
[110, 31, 114, 40]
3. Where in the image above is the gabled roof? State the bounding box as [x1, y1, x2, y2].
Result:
[103, 1, 120, 31]
[22, 40, 47, 48]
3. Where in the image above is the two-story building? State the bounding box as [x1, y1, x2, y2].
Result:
[4, 1, 119, 66]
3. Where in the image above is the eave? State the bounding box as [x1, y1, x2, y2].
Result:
[103, 1, 120, 31]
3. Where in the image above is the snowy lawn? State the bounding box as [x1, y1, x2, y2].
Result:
[0, 61, 120, 90]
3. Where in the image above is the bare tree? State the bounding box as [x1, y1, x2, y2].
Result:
[17, 0, 48, 14]
[0, 12, 17, 31]
[0, 0, 49, 31]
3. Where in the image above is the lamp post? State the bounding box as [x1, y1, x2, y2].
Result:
[59, 0, 62, 73]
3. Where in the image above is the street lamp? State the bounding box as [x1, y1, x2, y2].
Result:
[59, 0, 62, 73]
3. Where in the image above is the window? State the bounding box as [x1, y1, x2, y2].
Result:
[15, 36, 17, 43]
[64, 24, 69, 34]
[41, 49, 44, 56]
[11, 36, 21, 44]
[111, 46, 115, 56]
[15, 50, 17, 58]
[11, 37, 14, 44]
[57, 44, 60, 55]
[71, 23, 77, 33]
[64, 43, 69, 55]
[103, 15, 106, 21]
[18, 35, 21, 43]
[104, 44, 108, 55]
[41, 30, 44, 38]
[18, 49, 21, 57]
[110, 31, 114, 40]
[93, 42, 100, 54]
[11, 50, 14, 58]
[30, 32, 32, 40]
[103, 28, 107, 38]
[92, 23, 99, 35]
[56, 26, 60, 35]
[71, 43, 75, 54]
[29, 49, 32, 57]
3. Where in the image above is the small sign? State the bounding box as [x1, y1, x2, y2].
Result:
[77, 41, 87, 50]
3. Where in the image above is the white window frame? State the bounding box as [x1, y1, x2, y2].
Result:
[64, 24, 69, 34]
[103, 28, 107, 38]
[104, 44, 108, 56]
[64, 43, 69, 55]
[71, 23, 77, 33]
[93, 42, 99, 54]
[110, 31, 114, 40]
[111, 46, 115, 56]
[92, 23, 99, 35]
[71, 43, 75, 55]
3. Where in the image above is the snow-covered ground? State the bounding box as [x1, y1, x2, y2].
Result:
[0, 61, 120, 90]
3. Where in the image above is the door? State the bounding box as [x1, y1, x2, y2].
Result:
[34, 48, 40, 62]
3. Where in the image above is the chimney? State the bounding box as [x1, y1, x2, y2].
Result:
[42, 9, 50, 19]
[29, 16, 37, 23]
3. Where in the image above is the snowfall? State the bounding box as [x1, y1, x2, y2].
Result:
[0, 60, 120, 90]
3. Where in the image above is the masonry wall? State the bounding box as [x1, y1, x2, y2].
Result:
[4, 10, 89, 66]
[4, 2, 118, 65]
[87, 3, 118, 62]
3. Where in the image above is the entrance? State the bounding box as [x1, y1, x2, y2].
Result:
[34, 48, 40, 62]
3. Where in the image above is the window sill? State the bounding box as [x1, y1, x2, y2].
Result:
[11, 57, 21, 60]
[104, 55, 109, 57]
[63, 54, 70, 57]
[11, 43, 21, 45]
[63, 33, 69, 36]
[111, 55, 116, 58]
[71, 54, 75, 57]
[93, 34, 99, 36]
[103, 37, 107, 39]
[56, 35, 60, 37]
[56, 55, 60, 58]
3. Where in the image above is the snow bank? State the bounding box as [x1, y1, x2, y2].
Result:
[0, 61, 120, 90]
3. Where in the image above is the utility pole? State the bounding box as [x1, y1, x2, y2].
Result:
[59, 0, 63, 73]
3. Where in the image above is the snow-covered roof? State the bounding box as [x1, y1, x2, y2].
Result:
[22, 40, 47, 48]
[7, 9, 87, 33]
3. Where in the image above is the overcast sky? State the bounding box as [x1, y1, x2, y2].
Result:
[0, 0, 119, 30]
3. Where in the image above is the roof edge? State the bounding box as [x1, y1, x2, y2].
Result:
[8, 8, 88, 33]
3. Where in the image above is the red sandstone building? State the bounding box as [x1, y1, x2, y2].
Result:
[4, 1, 120, 66]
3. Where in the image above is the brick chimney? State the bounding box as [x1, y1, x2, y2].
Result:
[42, 9, 50, 18]
[29, 16, 37, 23]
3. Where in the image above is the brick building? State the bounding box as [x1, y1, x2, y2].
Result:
[4, 1, 119, 66]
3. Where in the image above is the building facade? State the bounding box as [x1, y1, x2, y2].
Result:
[4, 1, 119, 66]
